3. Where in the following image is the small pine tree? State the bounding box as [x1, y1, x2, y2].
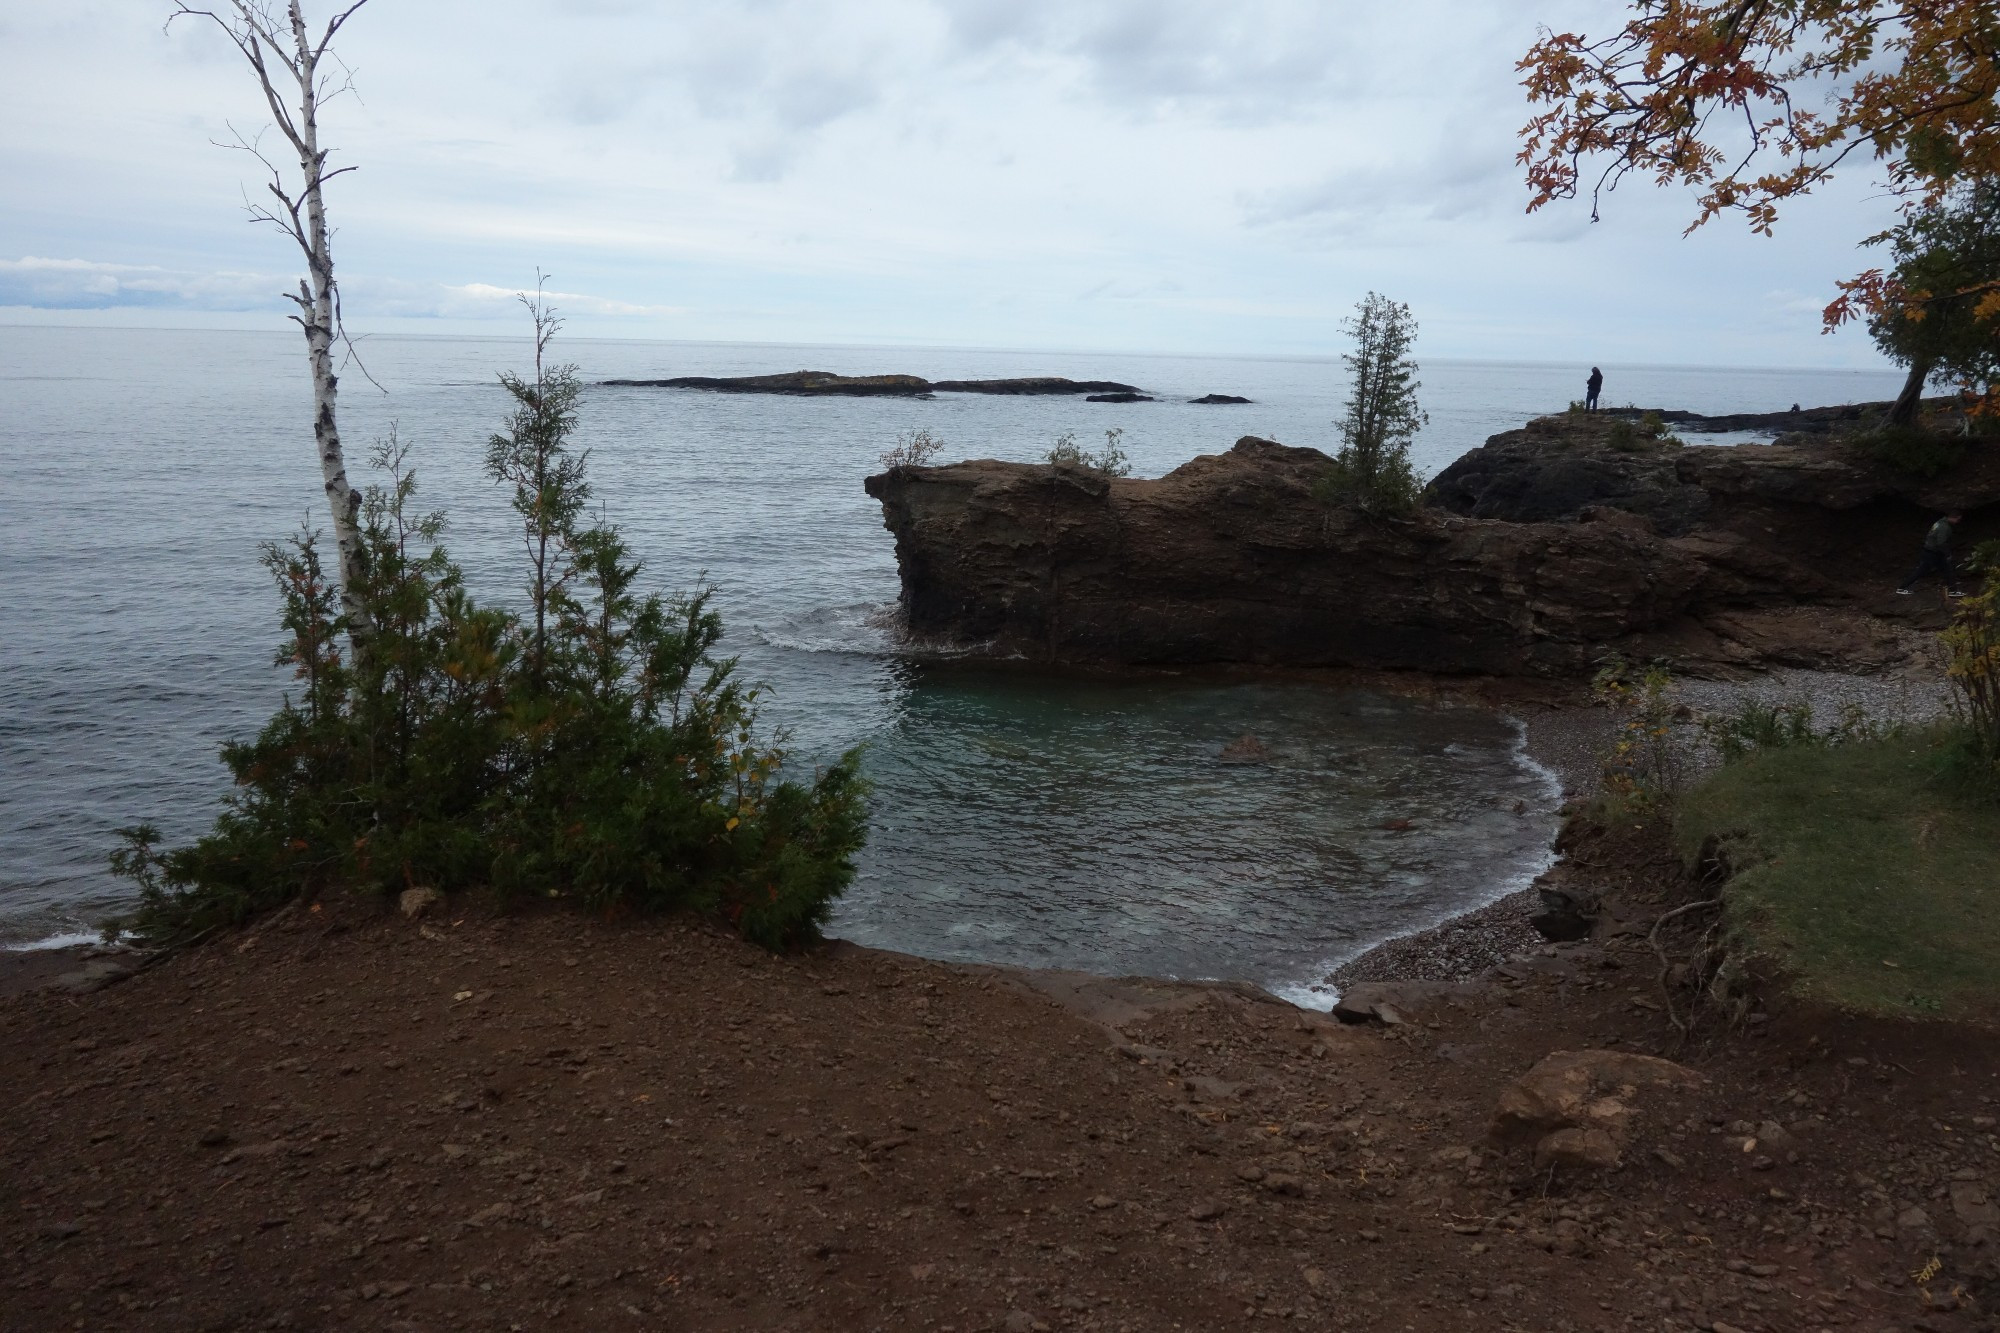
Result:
[111, 296, 869, 951]
[1319, 292, 1427, 514]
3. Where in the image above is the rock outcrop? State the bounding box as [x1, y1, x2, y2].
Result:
[1431, 413, 2000, 530]
[1190, 394, 1252, 405]
[867, 438, 1708, 676]
[1605, 395, 1966, 435]
[866, 418, 1999, 678]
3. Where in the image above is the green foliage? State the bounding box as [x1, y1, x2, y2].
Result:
[1591, 654, 1684, 808]
[1944, 582, 2000, 787]
[1967, 538, 2000, 580]
[113, 314, 869, 950]
[1675, 729, 2000, 1020]
[1866, 179, 2000, 407]
[1321, 292, 1426, 514]
[1605, 411, 1683, 453]
[879, 427, 946, 471]
[1045, 427, 1131, 477]
[1852, 424, 1969, 478]
[1699, 698, 1896, 763]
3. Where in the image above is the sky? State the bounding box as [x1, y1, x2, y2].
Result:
[0, 0, 1912, 365]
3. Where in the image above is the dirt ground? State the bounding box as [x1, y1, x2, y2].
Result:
[5, 820, 2000, 1333]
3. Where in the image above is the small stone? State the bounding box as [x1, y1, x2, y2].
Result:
[1237, 1165, 1267, 1183]
[1188, 1201, 1227, 1222]
[1755, 1120, 1801, 1157]
[1534, 1126, 1621, 1171]
[1358, 1228, 1382, 1242]
[1089, 1195, 1118, 1211]
[398, 887, 443, 919]
[197, 1127, 231, 1148]
[1951, 1182, 1999, 1228]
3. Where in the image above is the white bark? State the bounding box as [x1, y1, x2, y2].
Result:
[170, 0, 374, 645]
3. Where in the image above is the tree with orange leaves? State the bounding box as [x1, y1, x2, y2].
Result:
[1517, 0, 1999, 367]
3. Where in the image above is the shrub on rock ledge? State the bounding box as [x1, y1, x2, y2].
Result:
[1314, 291, 1427, 515]
[112, 312, 868, 951]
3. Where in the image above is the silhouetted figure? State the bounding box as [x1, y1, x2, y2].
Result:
[1897, 511, 1967, 597]
[1585, 367, 1603, 412]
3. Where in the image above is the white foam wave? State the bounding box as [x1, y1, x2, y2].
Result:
[3, 930, 101, 953]
[1265, 715, 1566, 1009]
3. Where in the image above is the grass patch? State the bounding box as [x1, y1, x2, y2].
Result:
[1675, 728, 2000, 1021]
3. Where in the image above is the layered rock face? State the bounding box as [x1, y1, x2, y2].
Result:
[865, 423, 1998, 678]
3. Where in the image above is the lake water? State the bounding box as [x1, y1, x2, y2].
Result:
[0, 325, 1906, 1002]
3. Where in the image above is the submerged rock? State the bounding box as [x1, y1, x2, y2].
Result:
[602, 371, 1143, 397]
[604, 370, 934, 396]
[1189, 393, 1252, 405]
[1216, 734, 1270, 764]
[1085, 391, 1154, 402]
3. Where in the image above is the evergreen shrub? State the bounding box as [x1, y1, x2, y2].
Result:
[113, 328, 868, 949]
[1315, 292, 1426, 514]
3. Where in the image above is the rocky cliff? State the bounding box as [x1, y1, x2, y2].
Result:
[865, 420, 1999, 678]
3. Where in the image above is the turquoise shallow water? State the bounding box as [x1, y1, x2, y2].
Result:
[0, 325, 1904, 998]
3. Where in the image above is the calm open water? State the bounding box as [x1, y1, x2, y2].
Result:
[0, 326, 1905, 1002]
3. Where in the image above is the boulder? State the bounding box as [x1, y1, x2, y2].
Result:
[1529, 886, 1596, 942]
[1333, 984, 1409, 1027]
[1331, 979, 1477, 1026]
[1189, 394, 1252, 405]
[1490, 1049, 1705, 1171]
[399, 887, 444, 920]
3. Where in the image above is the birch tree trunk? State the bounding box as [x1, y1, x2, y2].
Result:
[170, 0, 374, 645]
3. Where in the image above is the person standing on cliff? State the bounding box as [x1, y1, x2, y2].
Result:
[1585, 367, 1604, 412]
[1897, 511, 1967, 597]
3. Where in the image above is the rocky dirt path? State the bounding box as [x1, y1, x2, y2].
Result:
[5, 827, 1999, 1333]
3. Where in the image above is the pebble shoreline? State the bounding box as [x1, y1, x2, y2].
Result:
[1327, 663, 1958, 992]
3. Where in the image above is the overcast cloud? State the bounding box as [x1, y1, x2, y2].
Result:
[0, 0, 1905, 364]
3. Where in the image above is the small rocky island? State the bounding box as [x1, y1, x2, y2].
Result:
[865, 408, 1997, 678]
[601, 369, 1145, 398]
